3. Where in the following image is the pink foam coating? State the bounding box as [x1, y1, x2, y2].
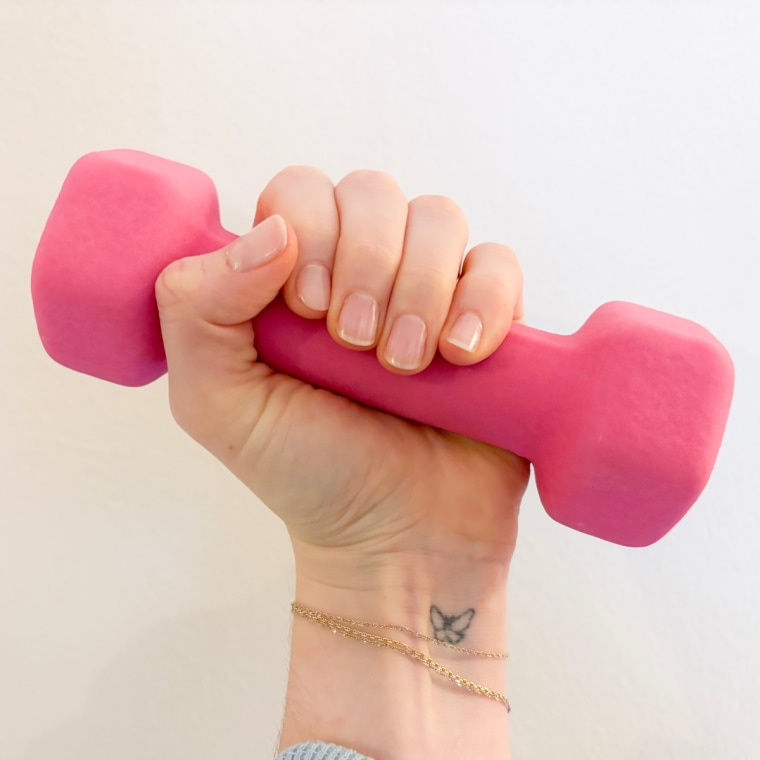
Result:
[31, 150, 735, 545]
[32, 150, 235, 386]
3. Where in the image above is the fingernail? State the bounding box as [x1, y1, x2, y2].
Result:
[338, 293, 379, 346]
[447, 312, 483, 353]
[226, 215, 288, 272]
[297, 264, 331, 311]
[385, 314, 427, 370]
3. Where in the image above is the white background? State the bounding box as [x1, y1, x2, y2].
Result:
[1, 1, 758, 758]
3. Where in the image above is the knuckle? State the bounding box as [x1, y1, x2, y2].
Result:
[294, 223, 338, 255]
[155, 257, 200, 309]
[337, 169, 401, 196]
[498, 243, 521, 269]
[404, 261, 452, 289]
[470, 241, 520, 266]
[466, 243, 523, 286]
[466, 272, 512, 303]
[258, 165, 332, 212]
[350, 239, 398, 266]
[268, 164, 331, 188]
[411, 194, 468, 228]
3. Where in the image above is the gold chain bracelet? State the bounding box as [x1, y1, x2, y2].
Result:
[291, 601, 511, 712]
[292, 603, 508, 659]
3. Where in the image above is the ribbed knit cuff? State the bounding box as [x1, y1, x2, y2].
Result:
[276, 741, 374, 760]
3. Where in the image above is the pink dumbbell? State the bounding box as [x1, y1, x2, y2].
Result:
[31, 150, 734, 547]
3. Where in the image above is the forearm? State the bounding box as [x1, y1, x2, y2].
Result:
[278, 538, 512, 759]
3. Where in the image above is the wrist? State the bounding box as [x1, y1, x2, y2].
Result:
[279, 537, 512, 759]
[291, 540, 510, 651]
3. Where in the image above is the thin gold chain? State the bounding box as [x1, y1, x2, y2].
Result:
[291, 602, 507, 659]
[291, 602, 511, 713]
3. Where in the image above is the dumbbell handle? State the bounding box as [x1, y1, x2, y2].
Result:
[253, 292, 566, 461]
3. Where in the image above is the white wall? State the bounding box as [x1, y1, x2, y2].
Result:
[1, 1, 758, 758]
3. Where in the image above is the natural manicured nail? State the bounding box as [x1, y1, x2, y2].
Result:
[226, 215, 288, 272]
[297, 264, 331, 311]
[385, 314, 427, 370]
[338, 293, 379, 346]
[447, 312, 483, 353]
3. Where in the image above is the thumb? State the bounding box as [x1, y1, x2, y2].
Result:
[155, 214, 298, 451]
[156, 214, 295, 329]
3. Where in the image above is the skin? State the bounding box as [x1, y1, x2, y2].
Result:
[155, 167, 529, 759]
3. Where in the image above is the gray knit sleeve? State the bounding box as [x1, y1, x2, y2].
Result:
[275, 741, 375, 760]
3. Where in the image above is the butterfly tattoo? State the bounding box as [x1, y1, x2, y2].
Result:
[430, 606, 476, 644]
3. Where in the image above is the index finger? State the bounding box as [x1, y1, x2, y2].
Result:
[253, 165, 339, 318]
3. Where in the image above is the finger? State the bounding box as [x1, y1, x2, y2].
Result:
[328, 170, 409, 349]
[438, 242, 524, 365]
[155, 215, 298, 453]
[378, 195, 469, 373]
[253, 166, 339, 318]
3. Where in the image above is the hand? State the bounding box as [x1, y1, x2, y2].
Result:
[155, 166, 528, 758]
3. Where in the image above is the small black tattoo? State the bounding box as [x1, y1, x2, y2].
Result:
[430, 606, 475, 644]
